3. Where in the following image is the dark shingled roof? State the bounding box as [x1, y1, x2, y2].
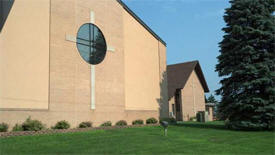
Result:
[167, 60, 209, 99]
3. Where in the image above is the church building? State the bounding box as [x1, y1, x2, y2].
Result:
[167, 61, 210, 121]
[0, 0, 168, 127]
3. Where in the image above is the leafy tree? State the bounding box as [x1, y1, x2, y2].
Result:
[216, 0, 275, 130]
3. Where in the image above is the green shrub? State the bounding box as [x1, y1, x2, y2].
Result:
[169, 117, 177, 124]
[225, 120, 267, 131]
[132, 119, 144, 125]
[79, 121, 92, 128]
[0, 123, 8, 132]
[190, 117, 197, 121]
[52, 120, 70, 129]
[12, 124, 23, 131]
[225, 119, 230, 129]
[160, 118, 177, 124]
[22, 117, 45, 131]
[100, 121, 112, 127]
[146, 117, 158, 124]
[115, 120, 127, 126]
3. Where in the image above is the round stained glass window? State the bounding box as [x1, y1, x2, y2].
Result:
[76, 23, 107, 65]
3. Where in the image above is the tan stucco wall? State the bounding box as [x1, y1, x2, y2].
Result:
[158, 43, 169, 118]
[168, 96, 175, 117]
[47, 0, 126, 127]
[181, 71, 205, 121]
[0, 0, 50, 109]
[0, 0, 167, 129]
[123, 9, 160, 111]
[206, 106, 213, 121]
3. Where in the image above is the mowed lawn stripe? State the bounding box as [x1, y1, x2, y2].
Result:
[0, 122, 274, 155]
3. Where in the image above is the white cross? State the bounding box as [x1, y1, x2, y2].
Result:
[90, 11, 96, 110]
[65, 11, 115, 110]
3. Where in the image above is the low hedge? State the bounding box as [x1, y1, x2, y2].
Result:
[160, 117, 177, 124]
[101, 121, 112, 127]
[146, 117, 158, 124]
[190, 117, 197, 122]
[132, 119, 144, 125]
[0, 123, 8, 132]
[52, 120, 70, 129]
[79, 121, 92, 128]
[115, 120, 127, 126]
[22, 117, 45, 131]
[12, 124, 24, 131]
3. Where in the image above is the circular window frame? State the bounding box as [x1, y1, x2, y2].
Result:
[76, 23, 107, 65]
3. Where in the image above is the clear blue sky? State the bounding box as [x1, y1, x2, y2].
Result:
[123, 0, 231, 100]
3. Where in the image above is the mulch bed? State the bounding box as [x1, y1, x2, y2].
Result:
[0, 124, 160, 138]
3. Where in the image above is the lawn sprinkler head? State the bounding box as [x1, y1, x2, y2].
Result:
[160, 121, 168, 136]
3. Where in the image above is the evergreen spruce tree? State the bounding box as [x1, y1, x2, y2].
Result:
[207, 94, 219, 118]
[216, 0, 275, 130]
[207, 94, 218, 103]
[205, 95, 208, 103]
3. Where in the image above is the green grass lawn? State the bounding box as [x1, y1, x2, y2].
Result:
[0, 121, 274, 155]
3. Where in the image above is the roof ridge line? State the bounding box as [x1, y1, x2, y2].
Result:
[167, 60, 198, 67]
[116, 0, 166, 46]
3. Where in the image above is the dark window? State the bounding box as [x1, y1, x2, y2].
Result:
[175, 89, 181, 112]
[0, 0, 14, 33]
[172, 104, 175, 114]
[76, 23, 107, 65]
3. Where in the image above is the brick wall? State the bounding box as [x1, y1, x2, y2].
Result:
[0, 0, 167, 129]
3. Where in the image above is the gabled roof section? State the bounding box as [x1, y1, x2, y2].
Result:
[167, 60, 209, 99]
[117, 0, 166, 46]
[0, 0, 15, 33]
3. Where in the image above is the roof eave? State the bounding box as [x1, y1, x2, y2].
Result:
[116, 0, 166, 46]
[194, 61, 210, 93]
